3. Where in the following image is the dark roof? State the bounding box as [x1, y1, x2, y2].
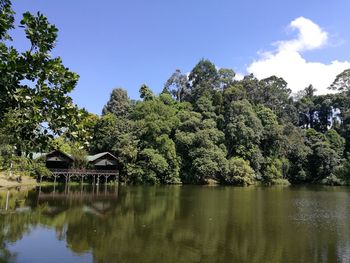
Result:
[46, 150, 74, 161]
[33, 150, 117, 162]
[87, 152, 118, 162]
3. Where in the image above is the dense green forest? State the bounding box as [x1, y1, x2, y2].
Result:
[1, 0, 350, 185]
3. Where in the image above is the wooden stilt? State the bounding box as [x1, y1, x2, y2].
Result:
[48, 169, 119, 190]
[104, 175, 109, 184]
[115, 181, 119, 198]
[5, 190, 9, 211]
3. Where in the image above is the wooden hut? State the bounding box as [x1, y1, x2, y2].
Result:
[45, 150, 74, 169]
[87, 152, 118, 170]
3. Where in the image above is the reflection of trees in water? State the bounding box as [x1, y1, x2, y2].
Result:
[1, 186, 350, 263]
[0, 189, 40, 263]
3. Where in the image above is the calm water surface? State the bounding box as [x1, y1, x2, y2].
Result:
[0, 185, 350, 263]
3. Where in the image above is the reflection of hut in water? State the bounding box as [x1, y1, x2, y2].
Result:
[45, 150, 74, 169]
[38, 193, 118, 218]
[42, 206, 68, 217]
[87, 152, 118, 170]
[84, 202, 113, 217]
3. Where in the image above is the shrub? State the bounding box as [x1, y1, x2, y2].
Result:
[321, 174, 345, 186]
[1, 156, 52, 178]
[262, 157, 290, 185]
[334, 159, 350, 185]
[223, 157, 256, 186]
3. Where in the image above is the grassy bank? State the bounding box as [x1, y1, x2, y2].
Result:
[0, 172, 37, 189]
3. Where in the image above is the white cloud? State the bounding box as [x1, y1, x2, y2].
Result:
[234, 73, 244, 80]
[247, 17, 350, 94]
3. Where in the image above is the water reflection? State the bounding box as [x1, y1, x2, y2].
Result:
[0, 186, 350, 263]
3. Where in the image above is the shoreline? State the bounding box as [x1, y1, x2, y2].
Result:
[1, 173, 349, 190]
[0, 173, 38, 190]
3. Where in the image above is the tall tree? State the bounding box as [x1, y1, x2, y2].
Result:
[102, 88, 130, 117]
[258, 76, 293, 120]
[0, 0, 13, 40]
[0, 1, 79, 153]
[164, 69, 190, 102]
[188, 59, 219, 101]
[283, 125, 311, 183]
[139, 84, 155, 101]
[224, 99, 263, 171]
[330, 68, 350, 93]
[256, 105, 284, 157]
[130, 94, 181, 184]
[305, 129, 341, 182]
[329, 69, 350, 153]
[218, 68, 236, 90]
[296, 85, 317, 129]
[175, 110, 227, 183]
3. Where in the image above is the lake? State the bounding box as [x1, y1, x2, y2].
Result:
[0, 185, 350, 263]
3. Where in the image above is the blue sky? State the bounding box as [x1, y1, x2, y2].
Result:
[11, 0, 350, 114]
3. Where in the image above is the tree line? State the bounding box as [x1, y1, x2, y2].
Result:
[86, 62, 350, 185]
[1, 0, 350, 185]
